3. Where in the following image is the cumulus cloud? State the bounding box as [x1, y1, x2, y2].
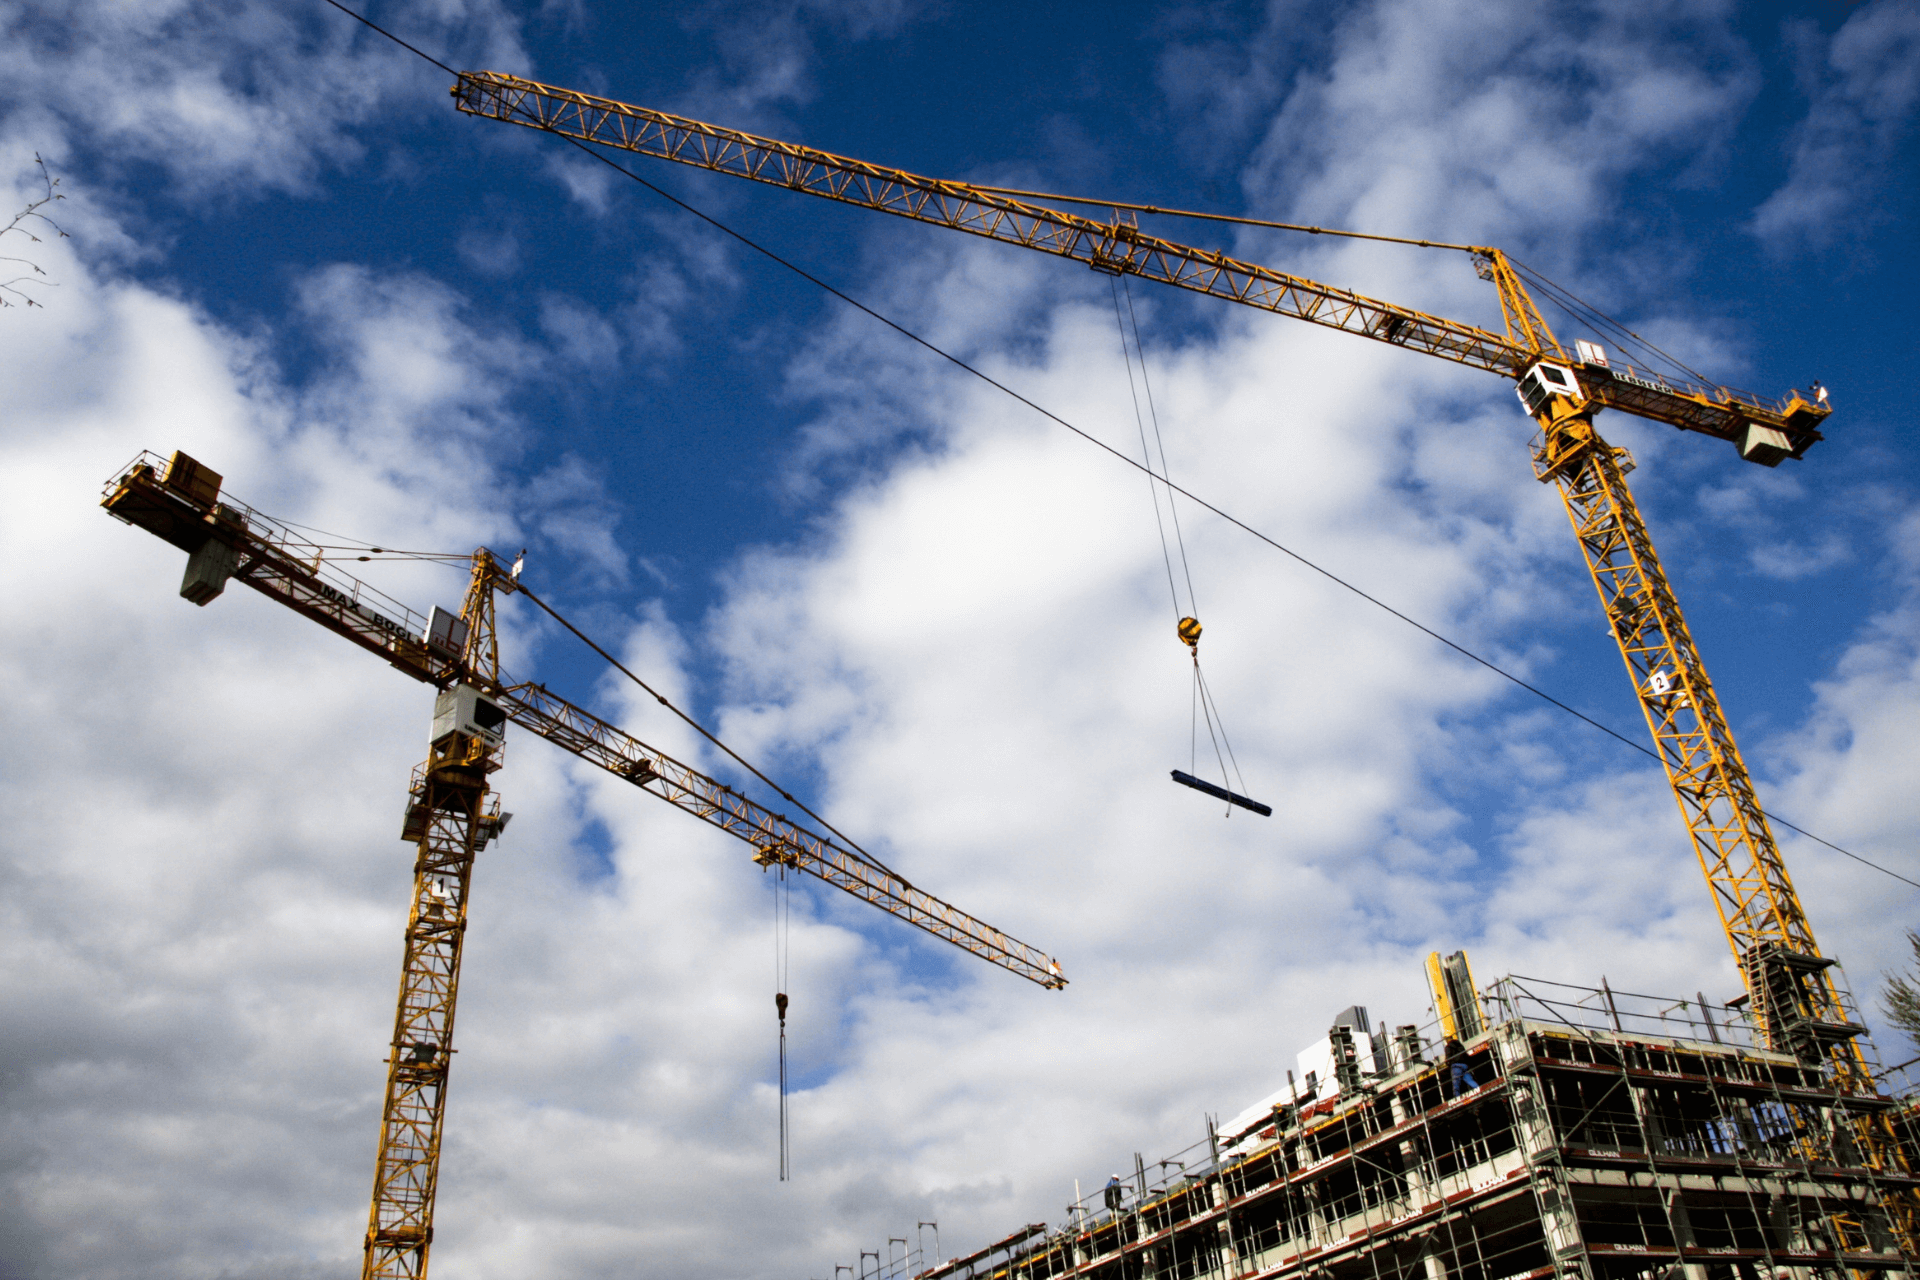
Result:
[538, 291, 621, 368]
[673, 0, 922, 127]
[0, 0, 529, 198]
[689, 1, 1916, 1265]
[1749, 531, 1852, 580]
[1763, 506, 1920, 990]
[1236, 0, 1758, 258]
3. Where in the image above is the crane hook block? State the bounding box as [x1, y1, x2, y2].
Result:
[775, 991, 789, 1025]
[1177, 616, 1202, 650]
[1171, 770, 1272, 817]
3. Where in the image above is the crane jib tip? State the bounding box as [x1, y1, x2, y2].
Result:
[1171, 770, 1272, 817]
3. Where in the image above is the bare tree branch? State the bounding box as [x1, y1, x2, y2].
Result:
[0, 154, 67, 309]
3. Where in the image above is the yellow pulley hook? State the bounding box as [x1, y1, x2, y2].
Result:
[1177, 616, 1202, 652]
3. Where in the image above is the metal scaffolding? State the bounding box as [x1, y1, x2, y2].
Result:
[898, 976, 1916, 1280]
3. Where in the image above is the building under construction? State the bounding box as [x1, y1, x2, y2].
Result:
[910, 964, 1915, 1280]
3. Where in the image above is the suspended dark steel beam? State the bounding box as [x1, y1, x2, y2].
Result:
[1170, 770, 1271, 817]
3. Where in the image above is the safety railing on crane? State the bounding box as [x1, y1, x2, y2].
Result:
[102, 450, 438, 642]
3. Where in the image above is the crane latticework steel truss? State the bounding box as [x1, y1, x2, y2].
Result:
[1530, 405, 1914, 1240]
[363, 738, 501, 1280]
[1533, 415, 1816, 974]
[97, 452, 1061, 993]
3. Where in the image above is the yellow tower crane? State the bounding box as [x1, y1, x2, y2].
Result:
[447, 71, 1866, 1085]
[100, 451, 1065, 1280]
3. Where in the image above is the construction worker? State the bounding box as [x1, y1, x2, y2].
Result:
[1103, 1174, 1125, 1215]
[1812, 380, 1829, 408]
[1444, 1036, 1478, 1097]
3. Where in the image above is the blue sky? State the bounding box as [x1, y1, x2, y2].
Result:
[2, 1, 1917, 1276]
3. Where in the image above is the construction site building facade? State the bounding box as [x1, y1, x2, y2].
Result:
[916, 976, 1915, 1280]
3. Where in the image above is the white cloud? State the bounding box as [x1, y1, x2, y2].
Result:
[541, 149, 618, 215]
[690, 0, 1916, 1266]
[0, 0, 529, 198]
[0, 180, 797, 1277]
[1751, 0, 1920, 250]
[1749, 530, 1852, 580]
[456, 224, 521, 277]
[1237, 0, 1758, 254]
[673, 0, 922, 127]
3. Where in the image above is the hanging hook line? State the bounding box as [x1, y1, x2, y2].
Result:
[1114, 278, 1244, 805]
[1111, 276, 1183, 619]
[1123, 276, 1201, 620]
[1192, 658, 1230, 809]
[1195, 658, 1249, 798]
[774, 862, 791, 1182]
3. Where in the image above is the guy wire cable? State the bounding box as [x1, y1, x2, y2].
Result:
[315, 0, 1918, 893]
[1507, 258, 1712, 386]
[1123, 275, 1201, 620]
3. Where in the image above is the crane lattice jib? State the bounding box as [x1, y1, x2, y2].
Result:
[451, 70, 1824, 455]
[99, 453, 1065, 991]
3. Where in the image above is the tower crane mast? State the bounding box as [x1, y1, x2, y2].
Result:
[447, 70, 1867, 1087]
[101, 451, 1064, 1280]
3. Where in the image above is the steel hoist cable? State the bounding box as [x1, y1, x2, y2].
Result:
[1108, 279, 1258, 815]
[774, 861, 791, 1182]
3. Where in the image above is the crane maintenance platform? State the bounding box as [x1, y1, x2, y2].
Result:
[904, 974, 1915, 1280]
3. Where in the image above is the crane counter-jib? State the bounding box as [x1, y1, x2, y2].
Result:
[450, 69, 1830, 458]
[98, 449, 1066, 991]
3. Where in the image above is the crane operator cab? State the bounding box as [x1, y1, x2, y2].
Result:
[431, 683, 507, 750]
[1516, 362, 1583, 418]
